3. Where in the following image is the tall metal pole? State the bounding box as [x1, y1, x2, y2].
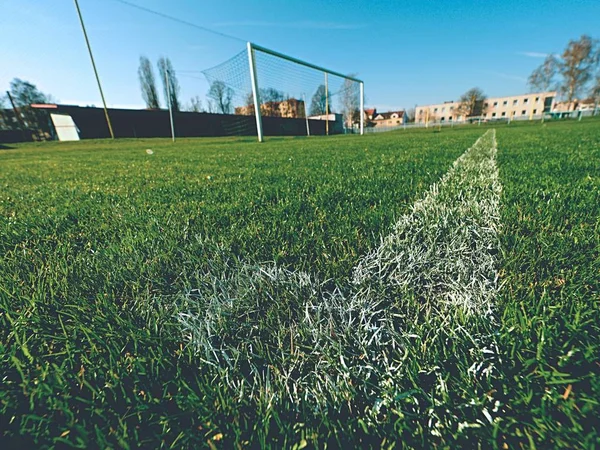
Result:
[247, 42, 264, 142]
[74, 0, 114, 139]
[165, 69, 175, 142]
[324, 72, 329, 136]
[359, 82, 364, 135]
[6, 91, 26, 129]
[303, 93, 310, 136]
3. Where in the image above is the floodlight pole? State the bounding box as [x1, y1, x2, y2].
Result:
[165, 68, 175, 142]
[247, 42, 264, 142]
[359, 82, 364, 135]
[73, 0, 114, 139]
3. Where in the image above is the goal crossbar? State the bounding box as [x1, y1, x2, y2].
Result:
[250, 43, 363, 84]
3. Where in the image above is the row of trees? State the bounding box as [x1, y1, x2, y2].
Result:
[138, 56, 238, 114]
[528, 35, 600, 107]
[137, 55, 362, 122]
[203, 81, 359, 120]
[137, 56, 181, 111]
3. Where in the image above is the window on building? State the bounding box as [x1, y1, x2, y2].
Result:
[535, 97, 540, 102]
[484, 103, 489, 108]
[522, 110, 526, 115]
[501, 112, 506, 117]
[533, 109, 537, 114]
[450, 106, 454, 111]
[449, 116, 453, 121]
[513, 99, 518, 105]
[492, 112, 497, 117]
[493, 101, 498, 107]
[434, 108, 438, 112]
[396, 120, 400, 124]
[503, 101, 508, 106]
[524, 98, 529, 104]
[441, 117, 445, 121]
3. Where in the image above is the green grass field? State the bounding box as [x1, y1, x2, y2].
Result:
[1, 120, 598, 448]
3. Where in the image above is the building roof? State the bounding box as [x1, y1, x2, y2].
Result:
[373, 110, 405, 120]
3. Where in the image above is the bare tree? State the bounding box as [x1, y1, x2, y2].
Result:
[259, 88, 285, 117]
[528, 55, 558, 92]
[157, 57, 181, 112]
[138, 56, 160, 109]
[557, 35, 600, 108]
[406, 107, 416, 123]
[207, 81, 234, 114]
[339, 77, 360, 127]
[0, 94, 9, 129]
[186, 96, 204, 112]
[309, 84, 330, 116]
[531, 36, 600, 108]
[456, 87, 487, 119]
[7, 78, 54, 131]
[206, 100, 215, 114]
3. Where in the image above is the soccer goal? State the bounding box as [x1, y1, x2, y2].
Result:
[202, 42, 364, 141]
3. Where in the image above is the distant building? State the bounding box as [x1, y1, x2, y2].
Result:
[552, 98, 595, 112]
[372, 110, 407, 127]
[416, 91, 557, 123]
[235, 98, 305, 118]
[364, 108, 377, 120]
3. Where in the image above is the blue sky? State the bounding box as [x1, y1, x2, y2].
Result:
[1, 0, 599, 111]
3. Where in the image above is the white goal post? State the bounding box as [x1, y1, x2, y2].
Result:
[246, 42, 364, 142]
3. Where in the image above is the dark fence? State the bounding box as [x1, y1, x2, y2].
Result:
[46, 106, 333, 140]
[0, 129, 34, 143]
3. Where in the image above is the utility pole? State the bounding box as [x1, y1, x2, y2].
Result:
[6, 91, 26, 130]
[73, 0, 115, 139]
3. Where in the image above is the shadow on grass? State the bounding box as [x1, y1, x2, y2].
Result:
[0, 144, 15, 150]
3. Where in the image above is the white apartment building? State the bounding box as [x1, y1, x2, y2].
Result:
[416, 91, 557, 123]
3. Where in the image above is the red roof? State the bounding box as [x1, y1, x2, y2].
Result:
[30, 104, 58, 109]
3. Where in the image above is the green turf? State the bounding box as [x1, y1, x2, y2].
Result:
[0, 120, 598, 448]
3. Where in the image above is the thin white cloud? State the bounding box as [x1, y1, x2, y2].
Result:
[213, 20, 367, 30]
[518, 51, 549, 58]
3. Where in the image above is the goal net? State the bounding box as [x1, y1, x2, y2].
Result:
[202, 43, 364, 140]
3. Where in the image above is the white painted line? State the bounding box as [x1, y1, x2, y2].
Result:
[353, 129, 501, 319]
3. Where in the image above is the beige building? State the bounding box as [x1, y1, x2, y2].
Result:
[416, 91, 557, 123]
[372, 110, 407, 127]
[235, 98, 305, 118]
